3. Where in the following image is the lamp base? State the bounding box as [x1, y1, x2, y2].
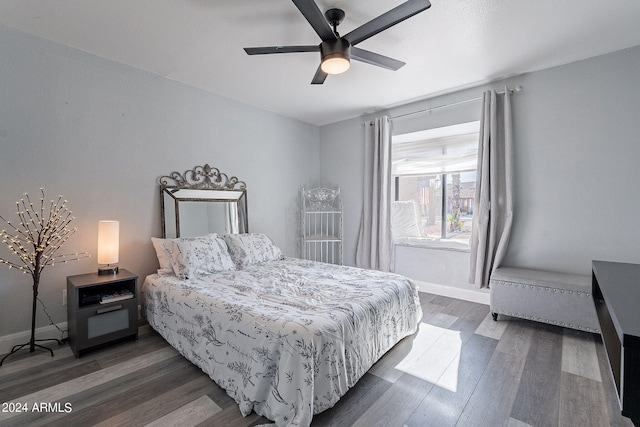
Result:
[98, 265, 119, 275]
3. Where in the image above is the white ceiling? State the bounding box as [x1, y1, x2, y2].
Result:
[1, 0, 639, 126]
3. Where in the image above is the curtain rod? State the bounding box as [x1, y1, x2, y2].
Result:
[390, 85, 523, 121]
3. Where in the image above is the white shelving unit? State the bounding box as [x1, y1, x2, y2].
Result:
[302, 188, 342, 265]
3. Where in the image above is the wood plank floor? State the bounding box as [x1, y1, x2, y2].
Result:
[0, 292, 633, 427]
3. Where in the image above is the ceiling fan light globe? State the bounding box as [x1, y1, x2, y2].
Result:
[321, 55, 350, 75]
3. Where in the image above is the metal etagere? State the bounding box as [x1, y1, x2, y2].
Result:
[301, 187, 343, 265]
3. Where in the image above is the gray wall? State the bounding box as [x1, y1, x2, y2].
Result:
[0, 25, 320, 338]
[320, 46, 640, 282]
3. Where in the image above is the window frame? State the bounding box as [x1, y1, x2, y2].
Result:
[391, 121, 480, 248]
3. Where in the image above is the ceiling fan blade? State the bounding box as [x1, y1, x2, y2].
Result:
[244, 45, 319, 55]
[351, 47, 405, 71]
[292, 0, 337, 41]
[343, 0, 431, 46]
[311, 66, 328, 84]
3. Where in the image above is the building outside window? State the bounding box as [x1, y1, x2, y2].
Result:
[392, 122, 480, 246]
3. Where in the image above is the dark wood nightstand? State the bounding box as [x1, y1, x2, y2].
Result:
[67, 269, 138, 357]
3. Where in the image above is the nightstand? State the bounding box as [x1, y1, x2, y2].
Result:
[67, 269, 138, 357]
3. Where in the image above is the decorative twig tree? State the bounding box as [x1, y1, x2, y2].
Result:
[0, 189, 88, 365]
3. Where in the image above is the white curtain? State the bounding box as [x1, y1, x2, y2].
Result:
[469, 89, 514, 288]
[356, 116, 393, 272]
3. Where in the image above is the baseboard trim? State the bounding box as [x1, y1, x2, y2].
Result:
[0, 322, 68, 356]
[415, 280, 490, 305]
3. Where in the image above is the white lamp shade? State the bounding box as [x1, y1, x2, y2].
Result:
[97, 220, 119, 265]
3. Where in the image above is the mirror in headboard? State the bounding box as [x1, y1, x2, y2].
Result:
[159, 164, 248, 238]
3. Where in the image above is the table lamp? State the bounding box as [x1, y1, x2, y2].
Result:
[97, 220, 119, 275]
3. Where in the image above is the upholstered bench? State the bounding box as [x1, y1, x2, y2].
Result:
[489, 267, 600, 333]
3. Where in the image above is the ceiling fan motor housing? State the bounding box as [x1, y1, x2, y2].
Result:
[320, 38, 351, 73]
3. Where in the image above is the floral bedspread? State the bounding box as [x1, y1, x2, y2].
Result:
[142, 258, 422, 426]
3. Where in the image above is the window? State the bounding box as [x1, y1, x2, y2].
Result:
[392, 122, 480, 246]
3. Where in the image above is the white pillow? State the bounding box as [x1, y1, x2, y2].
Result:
[222, 233, 284, 269]
[151, 237, 175, 275]
[164, 234, 236, 279]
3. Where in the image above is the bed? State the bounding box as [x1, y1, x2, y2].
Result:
[146, 165, 422, 426]
[143, 233, 422, 426]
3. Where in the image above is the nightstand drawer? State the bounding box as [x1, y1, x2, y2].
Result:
[79, 298, 137, 338]
[87, 305, 129, 339]
[72, 298, 138, 355]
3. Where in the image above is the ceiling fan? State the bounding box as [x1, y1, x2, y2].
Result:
[243, 0, 432, 84]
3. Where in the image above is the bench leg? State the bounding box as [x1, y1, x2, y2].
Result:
[492, 312, 498, 321]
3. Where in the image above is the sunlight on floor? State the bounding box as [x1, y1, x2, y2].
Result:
[395, 322, 462, 392]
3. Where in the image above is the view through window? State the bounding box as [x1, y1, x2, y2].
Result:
[392, 122, 480, 246]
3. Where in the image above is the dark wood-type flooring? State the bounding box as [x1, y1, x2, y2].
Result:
[0, 292, 633, 426]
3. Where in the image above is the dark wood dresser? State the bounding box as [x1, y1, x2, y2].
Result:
[592, 260, 640, 426]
